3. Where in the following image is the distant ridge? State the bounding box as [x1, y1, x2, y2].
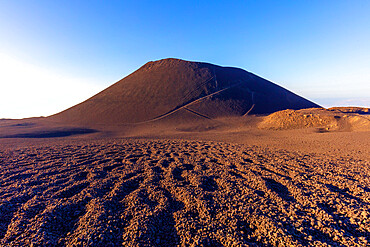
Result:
[50, 58, 320, 125]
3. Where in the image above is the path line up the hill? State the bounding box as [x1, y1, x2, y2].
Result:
[243, 91, 255, 116]
[133, 82, 244, 124]
[183, 107, 212, 120]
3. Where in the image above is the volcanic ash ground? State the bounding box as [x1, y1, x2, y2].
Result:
[0, 139, 369, 246]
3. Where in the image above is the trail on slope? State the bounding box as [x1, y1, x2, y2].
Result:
[132, 82, 244, 124]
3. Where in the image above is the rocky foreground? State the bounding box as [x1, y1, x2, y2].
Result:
[0, 139, 369, 246]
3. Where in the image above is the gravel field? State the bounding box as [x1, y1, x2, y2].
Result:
[0, 138, 369, 246]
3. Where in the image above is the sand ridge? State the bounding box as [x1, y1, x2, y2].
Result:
[258, 108, 370, 132]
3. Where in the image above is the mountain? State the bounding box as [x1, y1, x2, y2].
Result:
[50, 58, 320, 125]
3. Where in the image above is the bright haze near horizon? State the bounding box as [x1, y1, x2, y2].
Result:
[0, 1, 369, 119]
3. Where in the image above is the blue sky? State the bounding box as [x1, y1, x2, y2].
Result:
[0, 1, 369, 118]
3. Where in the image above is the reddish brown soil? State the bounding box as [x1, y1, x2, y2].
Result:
[258, 108, 370, 131]
[50, 58, 319, 126]
[0, 59, 368, 246]
[0, 133, 369, 246]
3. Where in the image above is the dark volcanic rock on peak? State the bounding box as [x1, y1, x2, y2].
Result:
[50, 58, 320, 125]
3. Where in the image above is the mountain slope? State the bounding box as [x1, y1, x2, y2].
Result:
[51, 58, 320, 125]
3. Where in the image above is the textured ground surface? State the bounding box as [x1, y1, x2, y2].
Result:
[258, 108, 370, 132]
[0, 138, 369, 246]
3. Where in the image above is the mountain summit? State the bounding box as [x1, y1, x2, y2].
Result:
[51, 58, 320, 125]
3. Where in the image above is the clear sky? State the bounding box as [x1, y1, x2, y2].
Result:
[0, 1, 369, 118]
